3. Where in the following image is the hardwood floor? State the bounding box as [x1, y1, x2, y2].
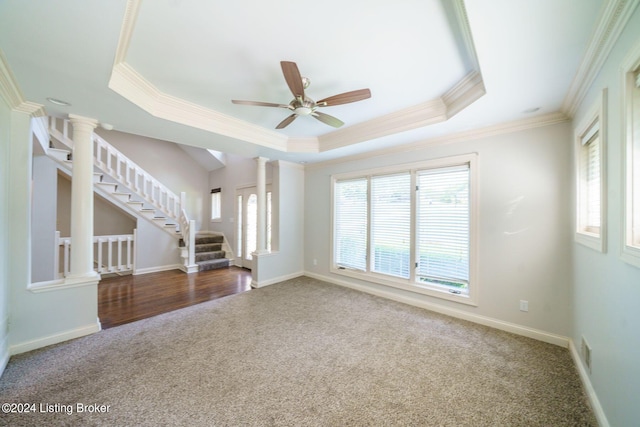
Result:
[98, 266, 252, 329]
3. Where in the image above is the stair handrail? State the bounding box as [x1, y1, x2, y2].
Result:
[49, 116, 196, 273]
[48, 117, 182, 222]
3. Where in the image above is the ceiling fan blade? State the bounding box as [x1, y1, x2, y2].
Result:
[232, 100, 290, 109]
[312, 111, 344, 128]
[276, 114, 298, 129]
[317, 88, 371, 106]
[280, 61, 305, 99]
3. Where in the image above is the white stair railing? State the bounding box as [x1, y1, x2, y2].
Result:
[56, 231, 136, 278]
[48, 116, 196, 273]
[49, 117, 181, 222]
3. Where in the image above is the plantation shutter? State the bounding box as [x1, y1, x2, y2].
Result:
[334, 178, 368, 271]
[581, 121, 601, 233]
[371, 173, 411, 278]
[416, 165, 470, 285]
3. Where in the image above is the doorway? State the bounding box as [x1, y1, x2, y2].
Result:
[236, 186, 271, 269]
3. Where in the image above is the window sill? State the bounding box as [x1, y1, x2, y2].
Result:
[575, 231, 605, 253]
[331, 266, 478, 307]
[621, 244, 640, 269]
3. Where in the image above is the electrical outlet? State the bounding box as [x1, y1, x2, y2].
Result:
[313, 259, 317, 266]
[519, 300, 529, 312]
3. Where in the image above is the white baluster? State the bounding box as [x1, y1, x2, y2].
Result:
[107, 237, 114, 272]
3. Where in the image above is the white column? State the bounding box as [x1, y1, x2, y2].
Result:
[67, 114, 99, 280]
[255, 156, 268, 254]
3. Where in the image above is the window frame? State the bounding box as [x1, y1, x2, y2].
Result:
[621, 45, 640, 268]
[574, 89, 607, 253]
[210, 188, 222, 223]
[330, 153, 478, 306]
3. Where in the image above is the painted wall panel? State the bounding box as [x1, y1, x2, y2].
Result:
[570, 6, 640, 426]
[305, 122, 573, 337]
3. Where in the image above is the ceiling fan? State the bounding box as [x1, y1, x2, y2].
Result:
[232, 61, 371, 129]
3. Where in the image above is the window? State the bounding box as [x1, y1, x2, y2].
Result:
[371, 173, 411, 278]
[575, 90, 606, 252]
[331, 154, 477, 305]
[334, 178, 368, 271]
[210, 188, 221, 222]
[416, 166, 470, 291]
[622, 51, 640, 267]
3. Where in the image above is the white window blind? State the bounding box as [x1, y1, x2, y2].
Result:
[335, 178, 368, 271]
[580, 123, 601, 234]
[416, 165, 470, 289]
[371, 173, 411, 278]
[211, 188, 221, 221]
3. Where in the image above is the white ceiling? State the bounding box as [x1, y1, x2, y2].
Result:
[0, 0, 604, 165]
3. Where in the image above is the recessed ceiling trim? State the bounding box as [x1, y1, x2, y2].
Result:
[318, 98, 448, 152]
[109, 61, 291, 151]
[442, 70, 485, 118]
[108, 0, 485, 155]
[287, 137, 320, 153]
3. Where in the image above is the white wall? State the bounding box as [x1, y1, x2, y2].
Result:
[305, 122, 573, 339]
[31, 155, 58, 282]
[570, 6, 640, 426]
[57, 174, 136, 237]
[95, 129, 209, 230]
[253, 161, 305, 286]
[7, 112, 99, 355]
[0, 91, 10, 375]
[134, 219, 181, 274]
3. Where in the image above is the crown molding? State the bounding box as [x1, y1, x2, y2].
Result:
[306, 111, 569, 171]
[443, 70, 486, 118]
[318, 99, 448, 152]
[446, 0, 482, 72]
[0, 48, 25, 109]
[0, 49, 45, 117]
[562, 0, 640, 117]
[287, 137, 319, 153]
[113, 0, 141, 66]
[109, 57, 289, 151]
[14, 102, 45, 117]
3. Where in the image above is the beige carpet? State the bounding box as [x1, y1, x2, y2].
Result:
[0, 277, 596, 426]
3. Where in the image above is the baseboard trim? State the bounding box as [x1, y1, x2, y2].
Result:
[568, 339, 609, 427]
[252, 271, 304, 288]
[9, 321, 101, 356]
[133, 264, 182, 275]
[305, 271, 570, 348]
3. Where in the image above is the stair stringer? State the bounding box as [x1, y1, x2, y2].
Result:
[47, 147, 182, 239]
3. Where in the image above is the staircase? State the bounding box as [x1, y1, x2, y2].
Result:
[35, 116, 233, 274]
[193, 235, 230, 271]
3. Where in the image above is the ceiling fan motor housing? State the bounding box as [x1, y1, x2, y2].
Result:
[292, 96, 316, 116]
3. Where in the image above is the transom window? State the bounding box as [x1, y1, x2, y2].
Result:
[332, 154, 478, 304]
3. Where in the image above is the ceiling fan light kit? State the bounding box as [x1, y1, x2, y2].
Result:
[232, 61, 371, 130]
